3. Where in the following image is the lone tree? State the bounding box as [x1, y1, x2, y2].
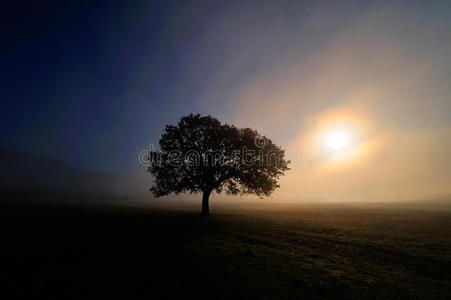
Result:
[148, 114, 290, 214]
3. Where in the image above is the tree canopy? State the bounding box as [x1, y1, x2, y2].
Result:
[148, 114, 290, 214]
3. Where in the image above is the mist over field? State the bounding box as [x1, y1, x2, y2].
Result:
[185, 2, 451, 203]
[2, 1, 451, 299]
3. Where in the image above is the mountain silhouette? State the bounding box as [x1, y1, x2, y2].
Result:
[0, 149, 148, 204]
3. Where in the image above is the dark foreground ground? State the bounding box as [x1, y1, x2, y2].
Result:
[1, 203, 450, 299]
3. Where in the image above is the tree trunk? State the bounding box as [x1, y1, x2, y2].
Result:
[201, 188, 211, 215]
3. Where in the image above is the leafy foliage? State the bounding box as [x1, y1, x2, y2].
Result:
[148, 114, 290, 199]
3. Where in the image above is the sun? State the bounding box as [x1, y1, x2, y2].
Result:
[325, 131, 350, 150]
[303, 107, 373, 164]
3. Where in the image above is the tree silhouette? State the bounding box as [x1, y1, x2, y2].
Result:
[148, 114, 290, 214]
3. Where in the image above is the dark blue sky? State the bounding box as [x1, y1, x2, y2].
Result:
[2, 0, 451, 185]
[1, 0, 218, 172]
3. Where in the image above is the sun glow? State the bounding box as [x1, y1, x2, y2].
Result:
[288, 105, 379, 168]
[319, 127, 359, 162]
[325, 131, 350, 150]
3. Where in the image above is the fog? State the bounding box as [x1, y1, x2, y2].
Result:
[174, 1, 451, 203]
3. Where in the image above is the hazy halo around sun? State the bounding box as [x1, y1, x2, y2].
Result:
[294, 105, 376, 166]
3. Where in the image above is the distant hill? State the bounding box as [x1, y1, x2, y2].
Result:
[0, 149, 150, 204]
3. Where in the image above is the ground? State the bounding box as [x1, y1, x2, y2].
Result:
[1, 203, 450, 299]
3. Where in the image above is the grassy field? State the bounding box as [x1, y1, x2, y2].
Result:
[1, 203, 450, 299]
